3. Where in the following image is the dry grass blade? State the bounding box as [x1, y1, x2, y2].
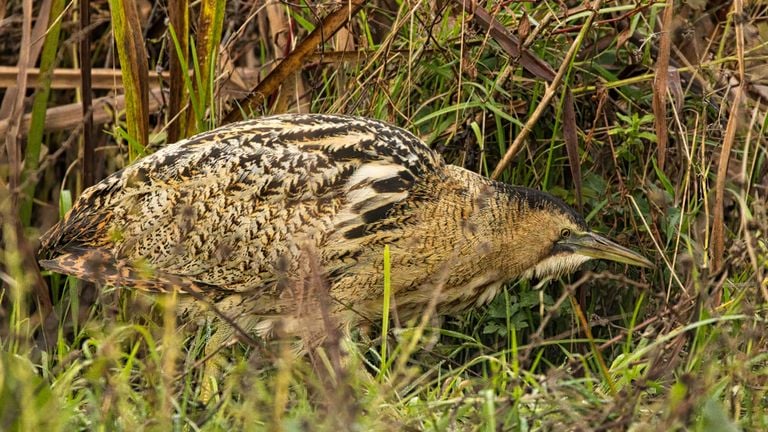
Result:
[491, 0, 603, 180]
[711, 0, 747, 274]
[652, 0, 674, 172]
[106, 0, 150, 152]
[167, 0, 189, 142]
[223, 0, 368, 124]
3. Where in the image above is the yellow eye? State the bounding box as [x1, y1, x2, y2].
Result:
[560, 228, 571, 239]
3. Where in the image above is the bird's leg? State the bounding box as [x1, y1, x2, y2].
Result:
[198, 322, 236, 403]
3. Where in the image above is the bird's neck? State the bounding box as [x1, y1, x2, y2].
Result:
[439, 165, 544, 279]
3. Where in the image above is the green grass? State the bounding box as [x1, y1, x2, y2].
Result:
[1, 0, 767, 430]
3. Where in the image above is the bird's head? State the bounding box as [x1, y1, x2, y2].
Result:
[504, 188, 654, 280]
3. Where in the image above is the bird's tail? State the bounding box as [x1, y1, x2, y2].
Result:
[39, 248, 207, 295]
[40, 248, 259, 347]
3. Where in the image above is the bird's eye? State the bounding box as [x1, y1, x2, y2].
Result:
[560, 228, 571, 239]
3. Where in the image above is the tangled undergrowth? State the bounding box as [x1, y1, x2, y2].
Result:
[0, 0, 766, 430]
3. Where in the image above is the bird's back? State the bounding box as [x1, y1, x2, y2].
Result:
[39, 114, 445, 301]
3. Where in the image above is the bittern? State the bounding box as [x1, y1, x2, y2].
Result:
[39, 114, 652, 354]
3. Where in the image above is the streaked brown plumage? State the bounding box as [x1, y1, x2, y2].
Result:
[39, 114, 652, 349]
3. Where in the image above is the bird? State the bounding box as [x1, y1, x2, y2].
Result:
[38, 113, 652, 362]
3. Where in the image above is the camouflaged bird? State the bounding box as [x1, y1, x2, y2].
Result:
[39, 114, 652, 350]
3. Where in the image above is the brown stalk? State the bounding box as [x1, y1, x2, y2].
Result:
[223, 0, 368, 124]
[463, 0, 582, 203]
[711, 0, 747, 275]
[490, 0, 603, 180]
[652, 0, 673, 172]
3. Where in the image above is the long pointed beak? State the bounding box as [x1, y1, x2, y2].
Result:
[564, 232, 654, 269]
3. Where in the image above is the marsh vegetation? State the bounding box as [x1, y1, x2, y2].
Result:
[0, 0, 766, 430]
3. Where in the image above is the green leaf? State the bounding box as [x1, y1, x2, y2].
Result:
[699, 397, 740, 432]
